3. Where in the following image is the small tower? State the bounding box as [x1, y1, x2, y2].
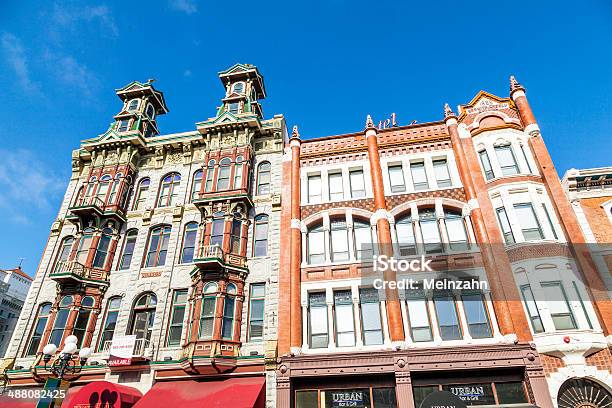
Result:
[113, 79, 169, 138]
[216, 64, 266, 119]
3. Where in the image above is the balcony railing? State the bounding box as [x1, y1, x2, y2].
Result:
[72, 195, 105, 210]
[52, 260, 110, 283]
[101, 338, 151, 358]
[195, 244, 246, 268]
[68, 196, 126, 219]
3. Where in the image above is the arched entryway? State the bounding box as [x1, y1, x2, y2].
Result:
[557, 378, 612, 408]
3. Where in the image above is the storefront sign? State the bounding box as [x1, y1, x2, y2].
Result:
[420, 390, 467, 408]
[330, 391, 366, 407]
[443, 383, 495, 405]
[108, 335, 136, 367]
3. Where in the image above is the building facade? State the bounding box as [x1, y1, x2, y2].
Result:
[0, 267, 32, 357]
[276, 78, 612, 408]
[2, 64, 285, 407]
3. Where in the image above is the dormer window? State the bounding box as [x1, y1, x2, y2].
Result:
[127, 99, 139, 111]
[228, 102, 240, 114]
[146, 104, 155, 120]
[117, 119, 130, 132]
[232, 82, 245, 94]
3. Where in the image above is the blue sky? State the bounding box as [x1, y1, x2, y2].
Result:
[0, 0, 610, 275]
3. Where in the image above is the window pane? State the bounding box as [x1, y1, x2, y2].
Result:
[372, 388, 398, 408]
[446, 217, 467, 246]
[462, 294, 492, 338]
[410, 162, 429, 190]
[479, 150, 494, 180]
[434, 295, 462, 340]
[296, 391, 318, 408]
[308, 175, 322, 203]
[433, 159, 452, 187]
[514, 203, 544, 240]
[396, 219, 416, 256]
[330, 221, 349, 262]
[496, 382, 528, 404]
[350, 169, 365, 198]
[360, 290, 383, 345]
[496, 207, 515, 244]
[421, 219, 442, 253]
[328, 172, 344, 200]
[388, 165, 406, 192]
[496, 145, 519, 175]
[353, 223, 372, 260]
[308, 229, 325, 263]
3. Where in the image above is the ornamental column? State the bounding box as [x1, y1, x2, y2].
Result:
[444, 104, 532, 342]
[364, 115, 404, 342]
[289, 127, 303, 350]
[510, 76, 612, 334]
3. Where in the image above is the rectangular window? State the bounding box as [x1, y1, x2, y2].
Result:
[353, 223, 373, 260]
[434, 292, 462, 340]
[410, 161, 429, 191]
[117, 120, 129, 132]
[27, 314, 49, 356]
[461, 293, 492, 338]
[221, 297, 235, 339]
[541, 282, 577, 330]
[328, 172, 344, 201]
[420, 210, 442, 254]
[479, 150, 494, 180]
[406, 288, 432, 342]
[445, 216, 468, 251]
[330, 220, 349, 262]
[119, 233, 137, 270]
[495, 145, 519, 176]
[496, 207, 515, 244]
[541, 203, 559, 240]
[334, 290, 355, 347]
[520, 285, 544, 333]
[388, 164, 406, 193]
[248, 284, 265, 342]
[349, 169, 366, 198]
[359, 288, 383, 345]
[572, 281, 593, 330]
[228, 102, 240, 114]
[73, 309, 91, 347]
[308, 292, 328, 348]
[308, 228, 326, 264]
[307, 174, 322, 203]
[520, 144, 533, 173]
[199, 296, 216, 338]
[396, 220, 416, 256]
[167, 290, 188, 346]
[433, 159, 452, 188]
[98, 298, 121, 351]
[49, 309, 69, 346]
[514, 203, 544, 241]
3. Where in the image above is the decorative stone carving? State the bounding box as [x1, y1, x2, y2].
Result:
[50, 219, 63, 235]
[155, 146, 165, 169]
[182, 143, 192, 164]
[172, 205, 184, 221]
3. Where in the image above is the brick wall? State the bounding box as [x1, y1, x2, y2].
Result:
[579, 196, 612, 244]
[585, 348, 612, 373]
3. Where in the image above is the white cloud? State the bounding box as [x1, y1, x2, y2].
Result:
[42, 50, 100, 97]
[51, 2, 119, 37]
[169, 0, 198, 14]
[0, 149, 65, 225]
[0, 33, 41, 94]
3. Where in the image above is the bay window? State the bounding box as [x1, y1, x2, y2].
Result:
[221, 284, 237, 339]
[495, 145, 519, 176]
[73, 296, 94, 347]
[76, 229, 94, 265]
[92, 228, 113, 269]
[308, 292, 328, 348]
[216, 158, 231, 190]
[359, 288, 383, 345]
[199, 283, 217, 338]
[514, 203, 544, 241]
[519, 143, 533, 173]
[230, 219, 242, 254]
[233, 156, 243, 189]
[96, 175, 111, 202]
[541, 282, 577, 330]
[210, 213, 225, 248]
[478, 150, 494, 180]
[520, 285, 544, 333]
[205, 160, 215, 192]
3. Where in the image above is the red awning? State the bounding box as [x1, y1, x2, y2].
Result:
[61, 380, 142, 408]
[133, 377, 265, 408]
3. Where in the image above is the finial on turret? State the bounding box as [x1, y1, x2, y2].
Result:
[365, 114, 375, 130]
[292, 125, 299, 138]
[509, 75, 524, 93]
[444, 103, 456, 119]
[146, 78, 156, 85]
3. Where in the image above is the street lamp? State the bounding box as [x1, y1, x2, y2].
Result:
[42, 335, 92, 380]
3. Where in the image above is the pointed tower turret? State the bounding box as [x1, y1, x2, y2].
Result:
[113, 80, 169, 138]
[217, 63, 266, 119]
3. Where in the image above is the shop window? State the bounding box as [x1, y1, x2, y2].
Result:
[49, 295, 73, 346]
[190, 170, 203, 202]
[180, 222, 198, 263]
[253, 214, 268, 257]
[349, 169, 366, 198]
[205, 160, 215, 192]
[461, 292, 492, 338]
[92, 228, 113, 269]
[216, 158, 231, 190]
[406, 288, 432, 342]
[495, 207, 515, 244]
[308, 292, 328, 348]
[396, 215, 417, 256]
[307, 224, 326, 264]
[308, 174, 322, 203]
[520, 285, 544, 334]
[199, 283, 218, 339]
[388, 164, 406, 193]
[98, 297, 121, 351]
[133, 178, 150, 210]
[495, 382, 528, 404]
[353, 220, 373, 260]
[330, 219, 349, 262]
[328, 172, 344, 200]
[514, 203, 544, 241]
[478, 150, 494, 181]
[129, 293, 157, 341]
[333, 290, 355, 347]
[54, 236, 74, 272]
[433, 158, 452, 188]
[73, 296, 95, 347]
[26, 303, 52, 356]
[157, 173, 181, 208]
[433, 291, 462, 340]
[221, 284, 237, 339]
[233, 156, 243, 189]
[541, 282, 577, 330]
[410, 161, 429, 191]
[119, 229, 138, 270]
[420, 209, 442, 254]
[210, 212, 225, 248]
[256, 162, 271, 195]
[167, 289, 188, 346]
[145, 225, 171, 267]
[248, 284, 265, 342]
[495, 145, 519, 176]
[359, 288, 383, 345]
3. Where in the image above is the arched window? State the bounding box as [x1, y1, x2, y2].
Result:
[49, 295, 73, 346]
[127, 99, 139, 111]
[133, 178, 150, 210]
[73, 296, 95, 347]
[420, 208, 442, 254]
[210, 212, 225, 248]
[444, 209, 468, 250]
[54, 236, 74, 272]
[119, 229, 138, 270]
[76, 228, 95, 264]
[108, 173, 122, 205]
[157, 173, 181, 207]
[190, 170, 203, 202]
[233, 156, 243, 189]
[256, 162, 271, 195]
[253, 214, 268, 257]
[230, 217, 242, 255]
[93, 228, 113, 269]
[98, 296, 121, 351]
[180, 222, 198, 263]
[145, 225, 171, 267]
[130, 293, 157, 341]
[330, 219, 349, 262]
[216, 158, 232, 190]
[222, 283, 237, 339]
[396, 214, 416, 256]
[199, 283, 218, 338]
[232, 82, 245, 94]
[205, 160, 215, 192]
[353, 220, 373, 260]
[146, 104, 155, 120]
[26, 303, 52, 356]
[307, 223, 326, 264]
[97, 175, 112, 202]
